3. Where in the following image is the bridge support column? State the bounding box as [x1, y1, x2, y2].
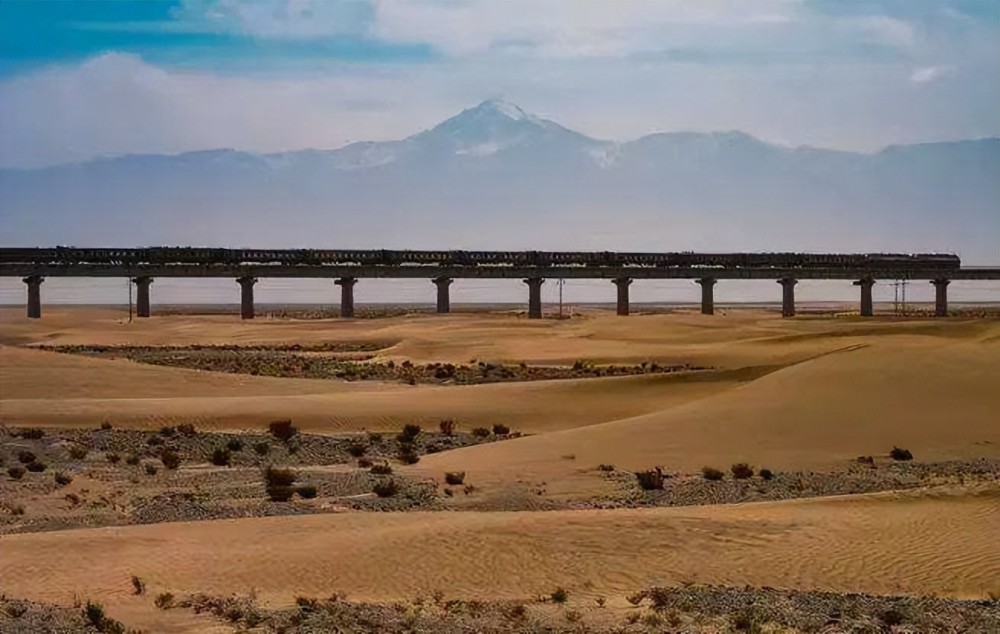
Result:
[336, 277, 357, 318]
[931, 278, 950, 317]
[778, 277, 797, 318]
[613, 278, 632, 316]
[853, 276, 875, 317]
[132, 276, 153, 318]
[696, 277, 717, 315]
[23, 275, 43, 319]
[237, 276, 257, 320]
[433, 277, 452, 314]
[523, 277, 544, 319]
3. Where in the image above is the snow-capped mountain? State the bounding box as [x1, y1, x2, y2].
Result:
[1, 100, 997, 264]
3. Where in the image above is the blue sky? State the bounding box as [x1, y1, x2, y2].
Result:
[0, 0, 997, 167]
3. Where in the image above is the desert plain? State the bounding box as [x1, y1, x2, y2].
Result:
[1, 304, 999, 632]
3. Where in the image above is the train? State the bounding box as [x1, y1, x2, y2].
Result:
[0, 247, 962, 271]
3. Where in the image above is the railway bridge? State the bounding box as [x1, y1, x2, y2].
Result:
[2, 248, 997, 319]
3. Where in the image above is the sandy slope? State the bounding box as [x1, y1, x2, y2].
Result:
[415, 338, 1000, 493]
[2, 489, 997, 615]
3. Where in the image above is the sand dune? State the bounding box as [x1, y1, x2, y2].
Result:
[416, 338, 1000, 492]
[2, 488, 997, 614]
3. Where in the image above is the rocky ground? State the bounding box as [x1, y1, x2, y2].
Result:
[35, 343, 704, 384]
[4, 585, 997, 633]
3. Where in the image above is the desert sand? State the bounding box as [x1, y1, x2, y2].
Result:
[1, 305, 999, 632]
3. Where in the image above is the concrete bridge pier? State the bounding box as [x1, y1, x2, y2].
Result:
[931, 278, 950, 317]
[336, 277, 357, 317]
[132, 276, 153, 318]
[237, 276, 257, 319]
[853, 276, 875, 317]
[613, 278, 632, 316]
[778, 277, 797, 317]
[696, 277, 717, 315]
[433, 277, 453, 313]
[523, 277, 544, 319]
[23, 275, 43, 319]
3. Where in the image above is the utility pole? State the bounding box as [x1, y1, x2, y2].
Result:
[127, 269, 133, 323]
[557, 278, 565, 319]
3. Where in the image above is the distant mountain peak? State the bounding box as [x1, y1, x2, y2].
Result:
[473, 98, 534, 122]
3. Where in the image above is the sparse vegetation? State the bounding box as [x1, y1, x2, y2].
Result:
[210, 447, 231, 466]
[635, 467, 665, 490]
[550, 588, 569, 604]
[253, 441, 270, 455]
[491, 423, 510, 436]
[347, 442, 367, 458]
[264, 466, 297, 487]
[702, 466, 725, 481]
[396, 445, 420, 465]
[597, 464, 615, 472]
[18, 428, 45, 440]
[373, 479, 399, 497]
[26, 461, 47, 473]
[155, 592, 174, 609]
[177, 423, 197, 436]
[144, 463, 158, 476]
[444, 471, 466, 485]
[100, 421, 113, 430]
[125, 454, 140, 466]
[269, 419, 298, 442]
[16, 450, 36, 464]
[54, 471, 73, 486]
[296, 484, 318, 499]
[160, 449, 182, 470]
[370, 463, 393, 475]
[7, 465, 26, 480]
[439, 419, 456, 436]
[131, 575, 146, 595]
[759, 468, 774, 480]
[266, 486, 296, 502]
[106, 452, 121, 464]
[890, 446, 914, 461]
[731, 463, 754, 479]
[226, 438, 244, 452]
[68, 445, 88, 460]
[397, 424, 421, 443]
[471, 427, 491, 438]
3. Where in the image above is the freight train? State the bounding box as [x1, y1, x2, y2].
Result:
[0, 247, 962, 271]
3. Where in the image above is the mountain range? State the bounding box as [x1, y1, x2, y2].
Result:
[1, 99, 997, 264]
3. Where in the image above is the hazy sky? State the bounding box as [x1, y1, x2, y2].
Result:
[1, 0, 998, 168]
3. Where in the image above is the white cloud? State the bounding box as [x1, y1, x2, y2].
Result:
[170, 0, 373, 38]
[910, 65, 953, 83]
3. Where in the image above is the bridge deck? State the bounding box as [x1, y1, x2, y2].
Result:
[1, 264, 997, 280]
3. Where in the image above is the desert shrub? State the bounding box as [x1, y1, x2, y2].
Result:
[471, 427, 490, 438]
[444, 471, 466, 485]
[396, 445, 420, 465]
[367, 431, 383, 443]
[347, 442, 367, 458]
[54, 471, 73, 486]
[125, 454, 140, 466]
[226, 438, 244, 452]
[856, 455, 875, 465]
[296, 596, 319, 611]
[357, 457, 373, 468]
[397, 424, 421, 443]
[565, 609, 581, 622]
[702, 466, 725, 481]
[66, 493, 82, 506]
[146, 436, 163, 446]
[266, 485, 296, 502]
[19, 428, 45, 439]
[177, 423, 197, 436]
[160, 450, 181, 470]
[550, 588, 569, 604]
[155, 593, 174, 609]
[159, 426, 177, 437]
[264, 466, 297, 487]
[439, 419, 456, 436]
[880, 609, 905, 626]
[269, 419, 298, 441]
[890, 446, 913, 461]
[731, 463, 754, 479]
[253, 441, 270, 455]
[100, 421, 113, 430]
[16, 450, 36, 464]
[211, 448, 231, 467]
[26, 461, 46, 472]
[131, 575, 146, 595]
[296, 484, 318, 499]
[106, 452, 120, 464]
[759, 468, 774, 481]
[69, 445, 88, 460]
[84, 601, 105, 627]
[597, 464, 615, 472]
[144, 463, 158, 476]
[373, 478, 399, 497]
[7, 466, 26, 480]
[492, 423, 511, 436]
[732, 612, 753, 631]
[370, 463, 393, 475]
[635, 468, 664, 490]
